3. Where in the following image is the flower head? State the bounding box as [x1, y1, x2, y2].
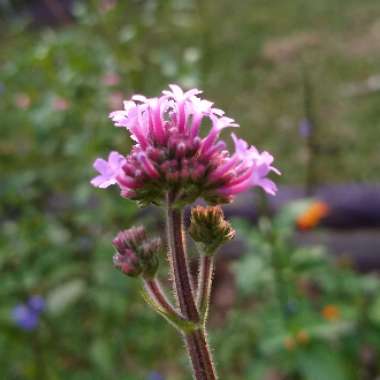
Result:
[92, 85, 279, 206]
[113, 226, 162, 278]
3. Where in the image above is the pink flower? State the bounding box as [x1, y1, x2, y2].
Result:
[100, 0, 117, 12]
[102, 72, 121, 87]
[92, 85, 279, 205]
[216, 134, 280, 196]
[91, 151, 126, 189]
[53, 97, 70, 111]
[14, 93, 31, 109]
[107, 92, 124, 110]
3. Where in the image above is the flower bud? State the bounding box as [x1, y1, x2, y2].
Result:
[189, 206, 235, 255]
[140, 238, 161, 278]
[112, 226, 162, 278]
[113, 230, 143, 277]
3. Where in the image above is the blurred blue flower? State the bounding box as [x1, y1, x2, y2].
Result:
[28, 295, 45, 313]
[0, 82, 4, 95]
[12, 305, 39, 331]
[147, 371, 165, 380]
[11, 295, 45, 331]
[299, 118, 313, 138]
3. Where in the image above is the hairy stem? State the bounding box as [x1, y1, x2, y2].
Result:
[197, 255, 214, 323]
[144, 278, 181, 318]
[166, 193, 217, 380]
[166, 202, 199, 322]
[184, 329, 216, 380]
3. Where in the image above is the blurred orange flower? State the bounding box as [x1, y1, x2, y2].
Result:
[283, 336, 296, 351]
[321, 304, 340, 321]
[296, 330, 310, 344]
[296, 201, 329, 230]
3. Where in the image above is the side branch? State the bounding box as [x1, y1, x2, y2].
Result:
[196, 255, 214, 323]
[144, 278, 181, 318]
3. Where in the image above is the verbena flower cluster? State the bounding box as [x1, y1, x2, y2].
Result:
[91, 85, 279, 205]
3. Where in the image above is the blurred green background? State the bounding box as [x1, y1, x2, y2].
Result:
[1, 1, 380, 379]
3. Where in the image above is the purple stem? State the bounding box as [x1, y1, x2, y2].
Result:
[166, 193, 217, 380]
[144, 278, 181, 318]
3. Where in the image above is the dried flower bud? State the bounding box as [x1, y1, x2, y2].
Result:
[112, 226, 162, 278]
[189, 206, 235, 255]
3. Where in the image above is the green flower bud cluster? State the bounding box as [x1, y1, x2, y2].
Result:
[189, 206, 235, 256]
